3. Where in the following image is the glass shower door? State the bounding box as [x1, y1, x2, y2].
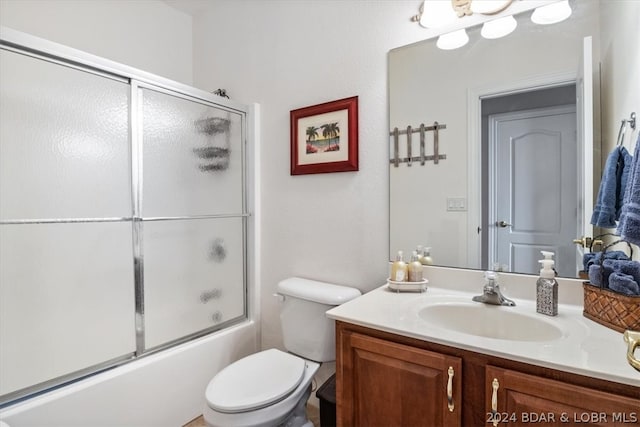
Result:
[0, 49, 135, 397]
[139, 87, 246, 349]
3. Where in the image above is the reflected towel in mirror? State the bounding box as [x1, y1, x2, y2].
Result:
[617, 134, 640, 245]
[591, 146, 632, 228]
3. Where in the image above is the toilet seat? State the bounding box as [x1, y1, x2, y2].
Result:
[205, 349, 306, 413]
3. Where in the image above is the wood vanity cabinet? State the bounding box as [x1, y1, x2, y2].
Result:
[336, 321, 640, 427]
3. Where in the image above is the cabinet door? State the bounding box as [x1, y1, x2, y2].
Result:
[486, 366, 640, 426]
[338, 331, 462, 427]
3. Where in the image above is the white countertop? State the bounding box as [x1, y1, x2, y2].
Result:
[327, 279, 640, 388]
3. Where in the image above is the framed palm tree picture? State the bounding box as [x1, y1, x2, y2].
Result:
[290, 96, 358, 175]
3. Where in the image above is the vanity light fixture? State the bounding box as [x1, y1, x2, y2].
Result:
[531, 0, 572, 25]
[413, 0, 572, 50]
[412, 0, 513, 29]
[480, 15, 517, 39]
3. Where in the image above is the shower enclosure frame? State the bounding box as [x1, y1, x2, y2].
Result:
[0, 27, 254, 407]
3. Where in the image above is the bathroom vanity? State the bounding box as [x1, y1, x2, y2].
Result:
[327, 276, 640, 427]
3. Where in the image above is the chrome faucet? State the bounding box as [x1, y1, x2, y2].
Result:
[472, 271, 516, 306]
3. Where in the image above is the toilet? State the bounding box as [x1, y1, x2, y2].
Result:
[203, 277, 361, 427]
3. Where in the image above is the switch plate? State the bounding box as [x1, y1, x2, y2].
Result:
[447, 197, 467, 211]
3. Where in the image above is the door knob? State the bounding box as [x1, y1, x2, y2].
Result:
[495, 220, 512, 228]
[573, 236, 593, 248]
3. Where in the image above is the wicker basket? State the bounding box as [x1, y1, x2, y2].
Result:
[583, 283, 640, 333]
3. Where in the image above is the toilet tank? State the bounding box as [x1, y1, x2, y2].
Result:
[277, 277, 361, 362]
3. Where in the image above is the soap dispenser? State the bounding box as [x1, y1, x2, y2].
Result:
[391, 250, 408, 282]
[408, 251, 423, 282]
[419, 247, 433, 265]
[536, 251, 558, 316]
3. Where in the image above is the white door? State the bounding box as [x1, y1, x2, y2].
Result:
[489, 105, 577, 277]
[576, 35, 595, 271]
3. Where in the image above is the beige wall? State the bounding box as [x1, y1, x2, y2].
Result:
[0, 0, 193, 84]
[600, 0, 640, 155]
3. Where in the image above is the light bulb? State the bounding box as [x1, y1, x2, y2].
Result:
[531, 0, 572, 25]
[437, 29, 469, 50]
[420, 0, 457, 29]
[481, 15, 517, 39]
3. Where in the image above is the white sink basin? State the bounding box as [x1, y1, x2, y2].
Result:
[418, 302, 564, 342]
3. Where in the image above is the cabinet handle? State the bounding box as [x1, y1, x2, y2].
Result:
[446, 366, 454, 412]
[491, 378, 500, 427]
[624, 330, 640, 372]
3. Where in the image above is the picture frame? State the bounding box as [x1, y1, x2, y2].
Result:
[290, 96, 358, 175]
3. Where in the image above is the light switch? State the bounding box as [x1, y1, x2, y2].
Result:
[447, 197, 467, 211]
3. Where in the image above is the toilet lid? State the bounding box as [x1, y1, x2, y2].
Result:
[205, 348, 306, 413]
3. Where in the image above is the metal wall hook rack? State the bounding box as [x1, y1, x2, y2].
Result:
[390, 121, 447, 167]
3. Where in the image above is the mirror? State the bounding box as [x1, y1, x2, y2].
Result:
[389, 0, 639, 278]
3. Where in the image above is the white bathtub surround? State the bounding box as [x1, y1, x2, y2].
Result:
[329, 265, 638, 387]
[0, 322, 258, 427]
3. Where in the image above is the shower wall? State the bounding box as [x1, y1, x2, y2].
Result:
[0, 26, 259, 425]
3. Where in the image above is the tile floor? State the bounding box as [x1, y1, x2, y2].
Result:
[182, 404, 320, 427]
[183, 415, 205, 427]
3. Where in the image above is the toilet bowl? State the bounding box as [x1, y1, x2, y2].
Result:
[203, 277, 361, 427]
[204, 349, 319, 427]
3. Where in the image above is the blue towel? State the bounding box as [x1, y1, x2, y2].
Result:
[603, 258, 640, 281]
[609, 272, 640, 296]
[591, 146, 632, 228]
[589, 259, 640, 296]
[617, 134, 640, 245]
[582, 250, 630, 271]
[588, 264, 605, 287]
